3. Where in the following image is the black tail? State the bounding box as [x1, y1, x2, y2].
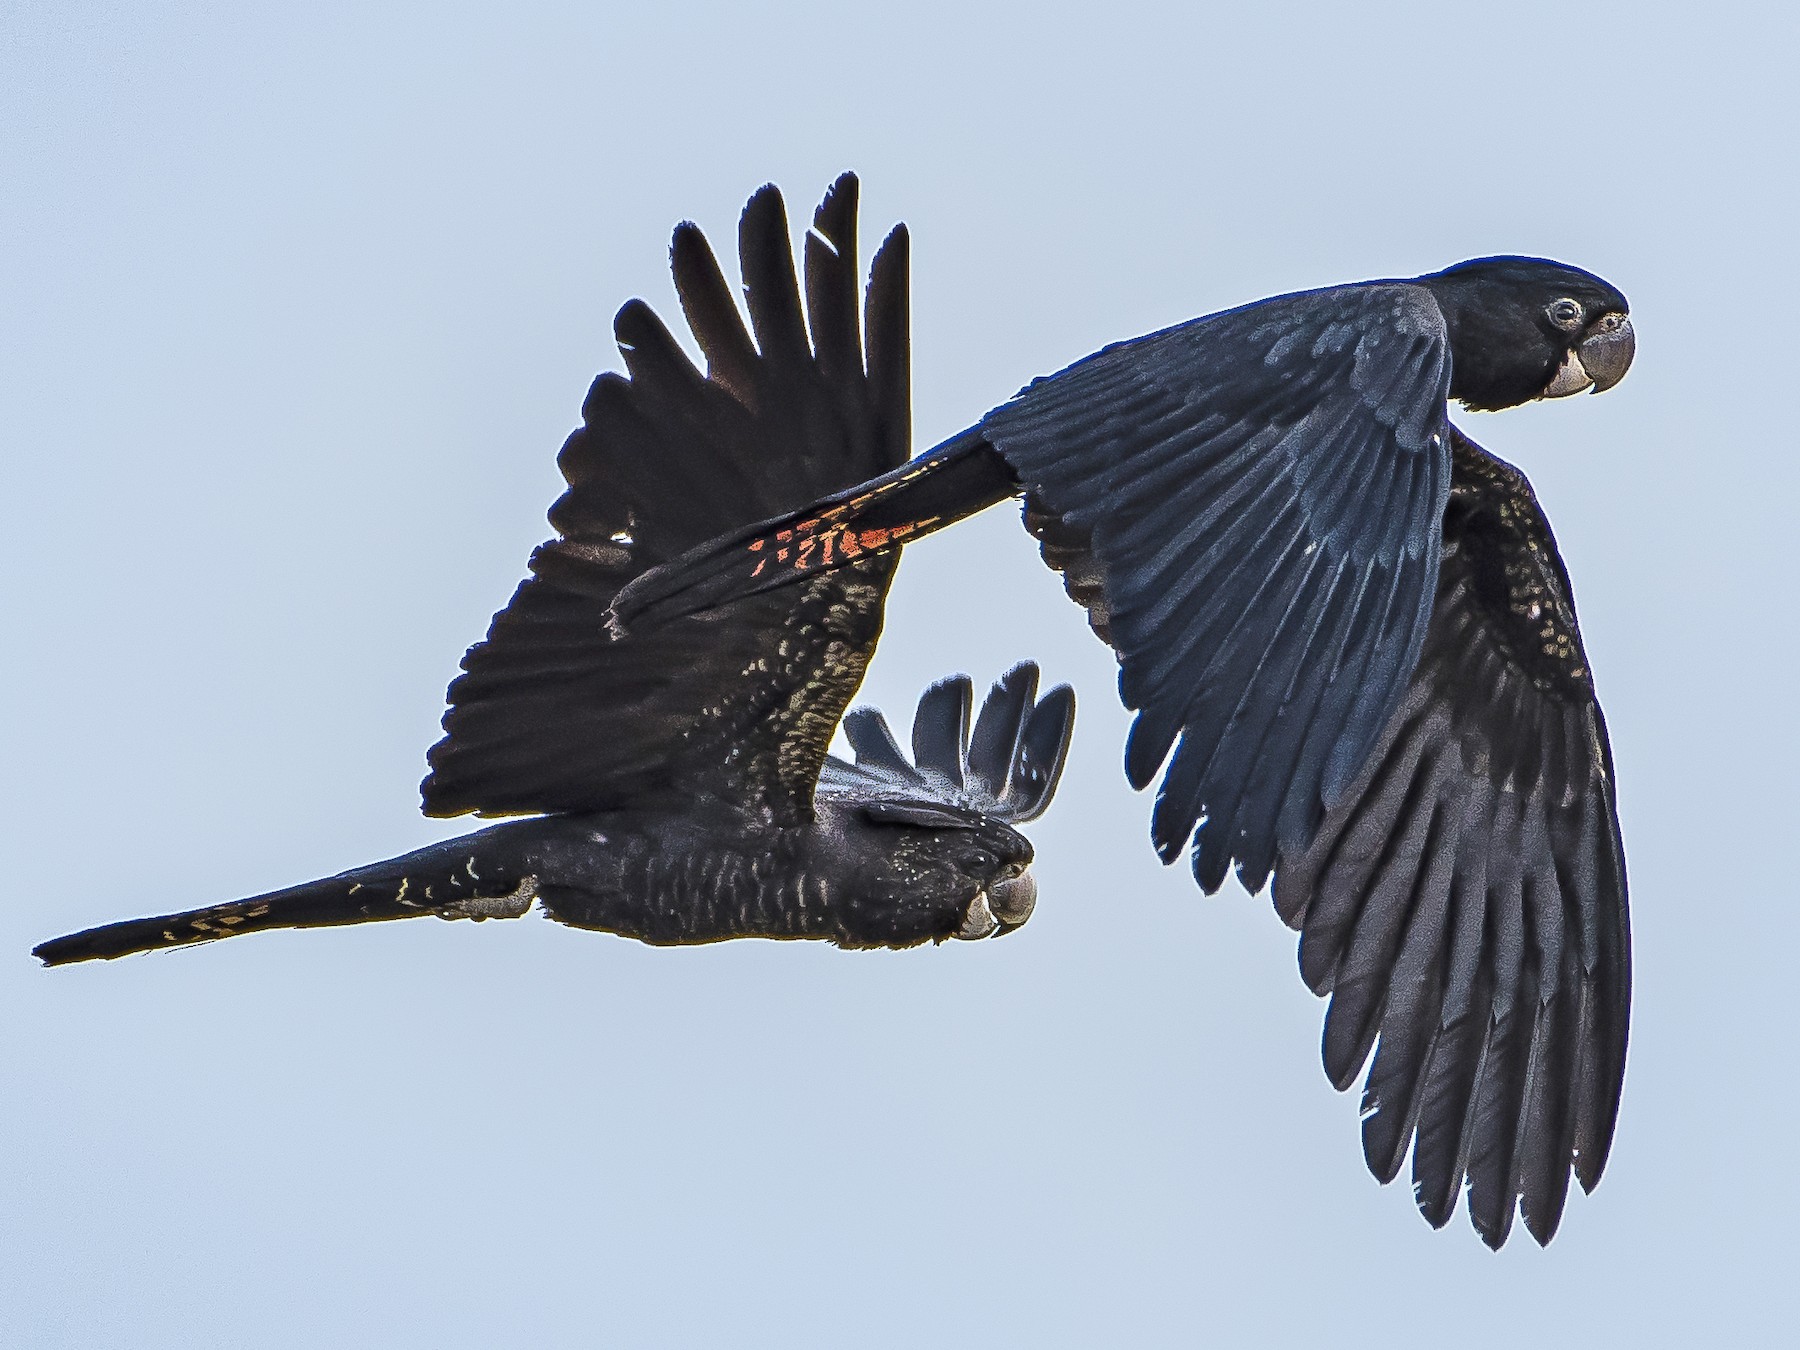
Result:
[608, 431, 1017, 633]
[34, 829, 542, 966]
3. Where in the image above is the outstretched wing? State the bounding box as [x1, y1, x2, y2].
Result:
[1271, 428, 1630, 1249]
[422, 175, 912, 824]
[818, 663, 1075, 825]
[983, 283, 1453, 895]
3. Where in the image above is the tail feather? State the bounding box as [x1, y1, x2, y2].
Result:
[608, 432, 1017, 633]
[34, 831, 542, 966]
[35, 881, 420, 966]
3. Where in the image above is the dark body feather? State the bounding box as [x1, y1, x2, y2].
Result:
[35, 177, 1075, 968]
[612, 243, 1634, 1245]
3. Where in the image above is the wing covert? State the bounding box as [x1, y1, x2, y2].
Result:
[1270, 428, 1630, 1248]
[984, 283, 1454, 894]
[421, 175, 913, 824]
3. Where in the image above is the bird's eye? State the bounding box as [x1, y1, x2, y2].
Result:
[1547, 298, 1583, 330]
[963, 848, 998, 873]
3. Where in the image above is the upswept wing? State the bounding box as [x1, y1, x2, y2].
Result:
[1271, 429, 1630, 1248]
[422, 175, 912, 823]
[985, 284, 1453, 894]
[818, 663, 1075, 825]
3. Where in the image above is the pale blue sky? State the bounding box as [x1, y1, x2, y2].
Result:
[4, 3, 1795, 1345]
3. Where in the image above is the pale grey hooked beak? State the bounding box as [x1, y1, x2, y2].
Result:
[1543, 313, 1636, 399]
[953, 872, 1037, 940]
[1579, 313, 1635, 393]
[989, 873, 1037, 936]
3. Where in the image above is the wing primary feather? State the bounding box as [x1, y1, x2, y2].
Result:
[841, 707, 921, 779]
[1006, 684, 1076, 822]
[671, 222, 760, 406]
[610, 302, 767, 512]
[1263, 577, 1376, 868]
[864, 225, 912, 465]
[737, 186, 811, 374]
[1413, 1001, 1496, 1230]
[1147, 523, 1316, 871]
[613, 299, 706, 392]
[967, 663, 1038, 800]
[1205, 545, 1351, 891]
[1320, 746, 1458, 1090]
[1320, 552, 1426, 806]
[805, 172, 862, 389]
[1196, 555, 1344, 891]
[1123, 488, 1306, 715]
[911, 676, 973, 786]
[1358, 798, 1462, 1181]
[1465, 988, 1545, 1250]
[1408, 795, 1497, 1228]
[1519, 963, 1583, 1245]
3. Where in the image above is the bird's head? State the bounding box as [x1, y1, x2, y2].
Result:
[846, 802, 1039, 941]
[1417, 257, 1634, 412]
